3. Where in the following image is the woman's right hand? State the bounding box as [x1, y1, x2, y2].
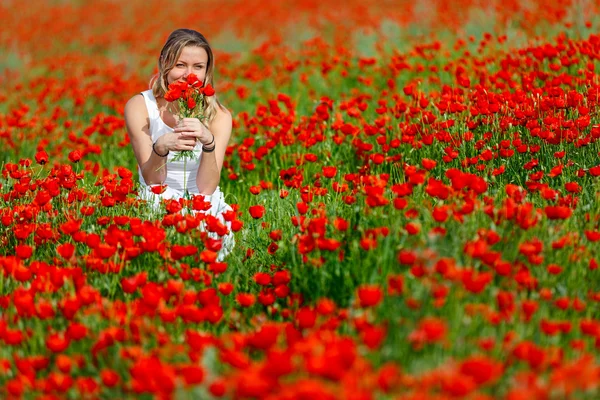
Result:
[155, 131, 197, 154]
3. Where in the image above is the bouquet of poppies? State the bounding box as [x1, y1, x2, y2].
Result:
[164, 73, 215, 161]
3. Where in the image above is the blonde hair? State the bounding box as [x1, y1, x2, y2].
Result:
[150, 29, 223, 122]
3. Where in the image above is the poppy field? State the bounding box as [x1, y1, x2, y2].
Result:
[3, 0, 600, 398]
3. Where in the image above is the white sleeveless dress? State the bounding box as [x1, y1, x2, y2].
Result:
[137, 89, 235, 260]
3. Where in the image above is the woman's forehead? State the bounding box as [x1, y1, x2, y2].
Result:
[178, 46, 209, 62]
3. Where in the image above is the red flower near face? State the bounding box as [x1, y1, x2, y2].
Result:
[248, 205, 265, 219]
[187, 96, 197, 109]
[164, 89, 180, 102]
[186, 73, 201, 86]
[164, 80, 186, 102]
[203, 84, 215, 96]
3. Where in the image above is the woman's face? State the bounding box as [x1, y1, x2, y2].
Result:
[166, 45, 209, 85]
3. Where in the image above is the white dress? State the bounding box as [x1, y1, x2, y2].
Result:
[137, 89, 235, 260]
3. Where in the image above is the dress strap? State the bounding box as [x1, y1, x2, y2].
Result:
[140, 90, 160, 121]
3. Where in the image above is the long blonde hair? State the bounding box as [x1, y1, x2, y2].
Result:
[150, 29, 223, 122]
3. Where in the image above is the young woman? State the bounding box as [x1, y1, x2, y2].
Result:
[124, 28, 234, 259]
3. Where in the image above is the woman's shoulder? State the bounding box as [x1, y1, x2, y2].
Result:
[209, 105, 232, 135]
[124, 92, 149, 117]
[214, 103, 232, 123]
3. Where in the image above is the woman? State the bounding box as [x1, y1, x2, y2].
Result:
[124, 28, 234, 259]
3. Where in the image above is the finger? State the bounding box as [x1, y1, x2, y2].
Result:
[180, 135, 200, 141]
[174, 127, 195, 133]
[174, 144, 197, 151]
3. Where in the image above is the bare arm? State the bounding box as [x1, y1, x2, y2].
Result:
[197, 108, 232, 194]
[124, 95, 167, 184]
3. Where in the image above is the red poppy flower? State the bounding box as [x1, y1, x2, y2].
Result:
[186, 73, 200, 86]
[179, 365, 204, 386]
[236, 293, 255, 307]
[254, 272, 271, 286]
[322, 166, 337, 178]
[545, 205, 572, 220]
[150, 184, 168, 194]
[258, 290, 275, 306]
[187, 96, 196, 109]
[35, 150, 49, 165]
[100, 369, 120, 387]
[57, 243, 75, 259]
[15, 244, 33, 259]
[585, 231, 600, 242]
[46, 333, 70, 353]
[357, 285, 383, 307]
[203, 84, 215, 96]
[209, 379, 226, 397]
[249, 205, 265, 219]
[296, 307, 317, 329]
[68, 150, 82, 163]
[218, 282, 234, 295]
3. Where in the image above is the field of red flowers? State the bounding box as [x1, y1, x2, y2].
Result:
[2, 0, 600, 398]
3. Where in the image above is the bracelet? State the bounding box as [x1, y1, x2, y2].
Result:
[202, 144, 216, 153]
[202, 134, 215, 153]
[203, 134, 215, 147]
[152, 141, 169, 157]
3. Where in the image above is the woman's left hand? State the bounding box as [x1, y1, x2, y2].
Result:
[174, 118, 214, 145]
